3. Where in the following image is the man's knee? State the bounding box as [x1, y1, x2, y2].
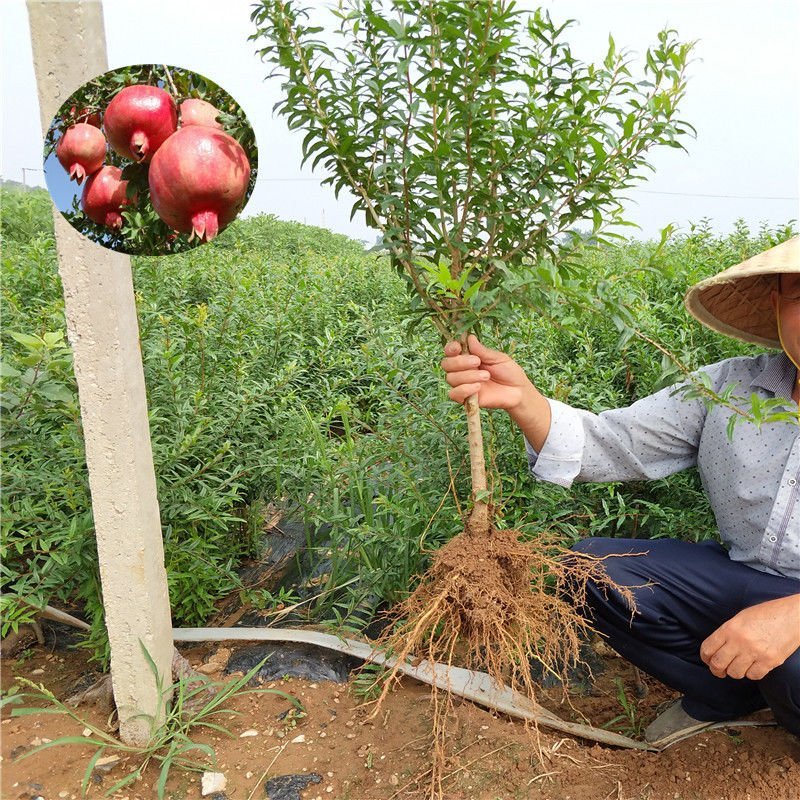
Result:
[569, 536, 652, 587]
[570, 536, 614, 557]
[565, 537, 644, 623]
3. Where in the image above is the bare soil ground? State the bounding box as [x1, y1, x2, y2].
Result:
[3, 636, 799, 800]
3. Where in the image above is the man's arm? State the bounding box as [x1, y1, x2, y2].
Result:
[701, 593, 800, 681]
[442, 335, 710, 488]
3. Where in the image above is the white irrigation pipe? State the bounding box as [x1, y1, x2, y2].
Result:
[173, 626, 656, 751]
[23, 609, 772, 750]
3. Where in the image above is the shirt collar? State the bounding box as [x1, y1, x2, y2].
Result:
[750, 351, 798, 401]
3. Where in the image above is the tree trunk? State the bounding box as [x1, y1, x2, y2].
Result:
[461, 337, 490, 537]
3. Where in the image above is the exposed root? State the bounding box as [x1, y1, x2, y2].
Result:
[367, 524, 634, 798]
[66, 673, 114, 710]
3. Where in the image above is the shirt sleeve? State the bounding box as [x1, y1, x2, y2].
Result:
[525, 376, 711, 489]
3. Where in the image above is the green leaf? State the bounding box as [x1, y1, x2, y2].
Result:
[604, 34, 616, 69]
[36, 383, 75, 404]
[0, 361, 21, 378]
[587, 136, 605, 162]
[9, 332, 44, 349]
[81, 748, 106, 795]
[13, 735, 107, 760]
[622, 112, 636, 139]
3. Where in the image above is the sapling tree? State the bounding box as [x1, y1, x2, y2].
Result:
[252, 0, 693, 778]
[253, 0, 693, 531]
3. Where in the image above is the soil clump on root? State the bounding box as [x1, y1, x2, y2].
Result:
[370, 523, 632, 796]
[377, 525, 629, 696]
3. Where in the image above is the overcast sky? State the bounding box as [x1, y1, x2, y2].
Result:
[3, 0, 798, 245]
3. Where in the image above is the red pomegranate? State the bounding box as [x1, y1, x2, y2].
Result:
[56, 123, 106, 185]
[69, 105, 102, 127]
[148, 127, 251, 242]
[104, 85, 177, 162]
[81, 166, 132, 230]
[179, 98, 224, 130]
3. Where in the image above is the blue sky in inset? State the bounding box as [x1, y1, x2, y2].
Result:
[44, 150, 82, 214]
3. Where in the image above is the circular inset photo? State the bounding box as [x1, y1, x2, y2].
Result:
[43, 64, 257, 255]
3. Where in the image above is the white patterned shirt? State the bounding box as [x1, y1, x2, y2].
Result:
[526, 352, 800, 580]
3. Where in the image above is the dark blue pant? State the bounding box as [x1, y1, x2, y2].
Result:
[570, 537, 800, 735]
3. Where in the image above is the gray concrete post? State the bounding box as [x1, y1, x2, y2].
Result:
[27, 0, 173, 745]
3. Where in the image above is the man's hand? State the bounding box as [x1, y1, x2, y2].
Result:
[441, 334, 552, 451]
[441, 335, 533, 410]
[700, 593, 800, 681]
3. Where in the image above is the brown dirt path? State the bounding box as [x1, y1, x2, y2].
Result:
[3, 640, 798, 800]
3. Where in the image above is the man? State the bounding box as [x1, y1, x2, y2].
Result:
[441, 238, 800, 746]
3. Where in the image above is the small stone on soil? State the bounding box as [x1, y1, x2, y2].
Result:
[94, 755, 121, 772]
[240, 729, 258, 737]
[201, 772, 226, 796]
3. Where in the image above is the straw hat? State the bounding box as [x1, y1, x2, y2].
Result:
[684, 236, 800, 348]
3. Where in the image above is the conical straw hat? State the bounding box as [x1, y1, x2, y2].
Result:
[684, 236, 800, 348]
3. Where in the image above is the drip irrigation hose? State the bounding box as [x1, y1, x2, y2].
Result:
[173, 626, 656, 751]
[18, 602, 773, 747]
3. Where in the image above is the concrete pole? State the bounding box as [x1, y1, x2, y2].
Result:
[27, 0, 173, 746]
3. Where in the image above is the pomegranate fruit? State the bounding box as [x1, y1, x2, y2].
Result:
[81, 166, 132, 230]
[104, 85, 177, 162]
[69, 106, 102, 127]
[179, 98, 224, 129]
[56, 123, 106, 185]
[148, 127, 251, 242]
